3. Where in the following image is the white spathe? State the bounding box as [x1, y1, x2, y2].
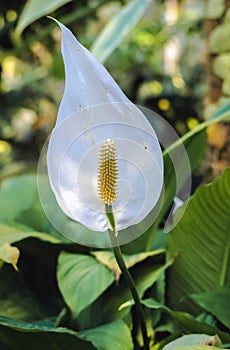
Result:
[47, 21, 164, 233]
[56, 20, 129, 125]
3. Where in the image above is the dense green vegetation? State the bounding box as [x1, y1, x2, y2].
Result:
[0, 1, 229, 349]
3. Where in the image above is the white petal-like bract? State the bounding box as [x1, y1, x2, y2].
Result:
[46, 21, 164, 242]
[56, 21, 129, 125]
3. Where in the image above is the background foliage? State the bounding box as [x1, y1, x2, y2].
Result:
[0, 0, 230, 349]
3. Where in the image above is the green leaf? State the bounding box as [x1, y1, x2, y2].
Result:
[0, 174, 79, 243]
[57, 252, 115, 315]
[15, 0, 72, 36]
[191, 284, 230, 328]
[0, 285, 58, 322]
[92, 249, 165, 281]
[105, 257, 167, 319]
[0, 298, 44, 323]
[0, 174, 60, 236]
[0, 316, 95, 350]
[92, 0, 153, 62]
[76, 254, 166, 330]
[140, 298, 230, 343]
[0, 174, 39, 223]
[167, 169, 230, 314]
[82, 320, 133, 350]
[163, 334, 222, 350]
[205, 0, 225, 19]
[0, 242, 63, 323]
[173, 347, 224, 350]
[0, 224, 61, 245]
[0, 317, 133, 350]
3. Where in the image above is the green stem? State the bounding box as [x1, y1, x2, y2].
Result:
[108, 228, 149, 350]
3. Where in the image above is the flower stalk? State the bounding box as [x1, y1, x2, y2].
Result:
[107, 206, 149, 350]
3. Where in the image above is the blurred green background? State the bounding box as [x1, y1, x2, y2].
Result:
[0, 3, 230, 349]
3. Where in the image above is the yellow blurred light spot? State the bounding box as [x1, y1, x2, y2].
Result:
[6, 10, 17, 22]
[158, 99, 170, 111]
[187, 117, 199, 130]
[207, 123, 228, 149]
[135, 32, 155, 49]
[2, 56, 17, 80]
[142, 33, 155, 46]
[139, 80, 163, 99]
[0, 141, 12, 154]
[149, 81, 163, 95]
[172, 76, 185, 89]
[30, 41, 42, 54]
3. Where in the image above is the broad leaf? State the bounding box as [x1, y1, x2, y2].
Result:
[0, 297, 46, 323]
[0, 316, 95, 350]
[140, 298, 230, 343]
[82, 320, 133, 350]
[57, 252, 115, 315]
[15, 0, 72, 35]
[102, 256, 167, 321]
[0, 174, 60, 237]
[0, 174, 84, 244]
[0, 224, 60, 245]
[163, 334, 222, 350]
[92, 0, 153, 62]
[0, 247, 63, 322]
[0, 174, 39, 223]
[76, 254, 167, 330]
[92, 249, 165, 281]
[191, 284, 230, 328]
[167, 168, 230, 314]
[173, 347, 224, 350]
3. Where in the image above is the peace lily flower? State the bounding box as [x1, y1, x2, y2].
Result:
[47, 20, 163, 235]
